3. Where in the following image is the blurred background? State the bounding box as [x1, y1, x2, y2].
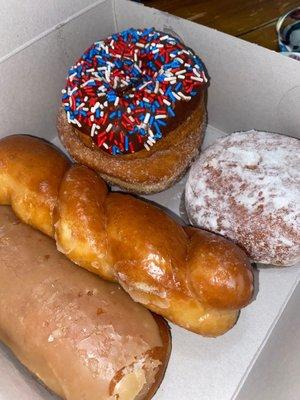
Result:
[142, 0, 300, 50]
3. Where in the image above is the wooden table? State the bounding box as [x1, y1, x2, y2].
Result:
[143, 0, 299, 50]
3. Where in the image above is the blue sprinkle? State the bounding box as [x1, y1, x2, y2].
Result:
[175, 82, 182, 91]
[154, 122, 161, 135]
[109, 111, 117, 119]
[149, 116, 154, 126]
[168, 107, 176, 117]
[168, 92, 176, 102]
[157, 119, 167, 127]
[125, 136, 129, 151]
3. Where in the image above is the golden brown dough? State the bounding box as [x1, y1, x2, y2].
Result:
[0, 135, 254, 336]
[57, 92, 206, 194]
[0, 206, 170, 400]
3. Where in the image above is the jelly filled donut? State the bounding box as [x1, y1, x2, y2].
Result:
[58, 27, 208, 194]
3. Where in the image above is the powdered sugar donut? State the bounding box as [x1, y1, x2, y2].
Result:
[185, 130, 300, 266]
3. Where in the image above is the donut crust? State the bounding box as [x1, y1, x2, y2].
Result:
[57, 90, 207, 194]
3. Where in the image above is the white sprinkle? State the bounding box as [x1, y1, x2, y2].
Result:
[193, 67, 200, 77]
[139, 81, 151, 90]
[175, 57, 184, 64]
[114, 97, 119, 106]
[164, 76, 175, 82]
[191, 76, 203, 82]
[177, 75, 185, 79]
[129, 116, 135, 122]
[176, 69, 186, 75]
[136, 42, 145, 48]
[152, 48, 160, 54]
[148, 136, 156, 144]
[100, 111, 104, 117]
[67, 111, 71, 123]
[98, 92, 106, 97]
[156, 44, 164, 48]
[143, 97, 150, 103]
[91, 102, 100, 113]
[77, 102, 84, 109]
[163, 99, 171, 106]
[106, 123, 113, 132]
[69, 72, 77, 80]
[172, 91, 181, 100]
[91, 115, 95, 122]
[155, 115, 167, 119]
[62, 89, 67, 94]
[203, 73, 208, 83]
[84, 96, 88, 102]
[178, 92, 191, 100]
[81, 79, 94, 87]
[91, 123, 97, 137]
[144, 113, 151, 124]
[127, 107, 131, 114]
[104, 101, 108, 107]
[144, 143, 150, 151]
[86, 68, 95, 73]
[134, 64, 142, 73]
[82, 107, 89, 111]
[137, 100, 140, 105]
[154, 81, 159, 94]
[69, 87, 78, 96]
[147, 139, 154, 147]
[185, 63, 191, 68]
[103, 142, 108, 149]
[74, 119, 82, 128]
[159, 35, 169, 41]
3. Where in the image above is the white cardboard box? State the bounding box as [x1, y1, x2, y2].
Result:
[0, 1, 299, 399]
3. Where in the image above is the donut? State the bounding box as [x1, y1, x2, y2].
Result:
[58, 27, 208, 194]
[185, 130, 300, 266]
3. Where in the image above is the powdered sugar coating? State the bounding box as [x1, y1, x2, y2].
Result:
[185, 130, 300, 266]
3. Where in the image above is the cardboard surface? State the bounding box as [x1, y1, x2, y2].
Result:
[0, 1, 299, 399]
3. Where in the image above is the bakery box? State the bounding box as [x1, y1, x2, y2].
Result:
[0, 0, 299, 399]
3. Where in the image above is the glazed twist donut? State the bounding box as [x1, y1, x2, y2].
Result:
[0, 135, 253, 336]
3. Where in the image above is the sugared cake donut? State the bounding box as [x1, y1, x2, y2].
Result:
[185, 130, 300, 266]
[57, 27, 208, 194]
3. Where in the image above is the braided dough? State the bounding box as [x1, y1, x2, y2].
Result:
[0, 135, 253, 336]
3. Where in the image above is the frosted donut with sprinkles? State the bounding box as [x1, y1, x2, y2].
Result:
[58, 27, 208, 193]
